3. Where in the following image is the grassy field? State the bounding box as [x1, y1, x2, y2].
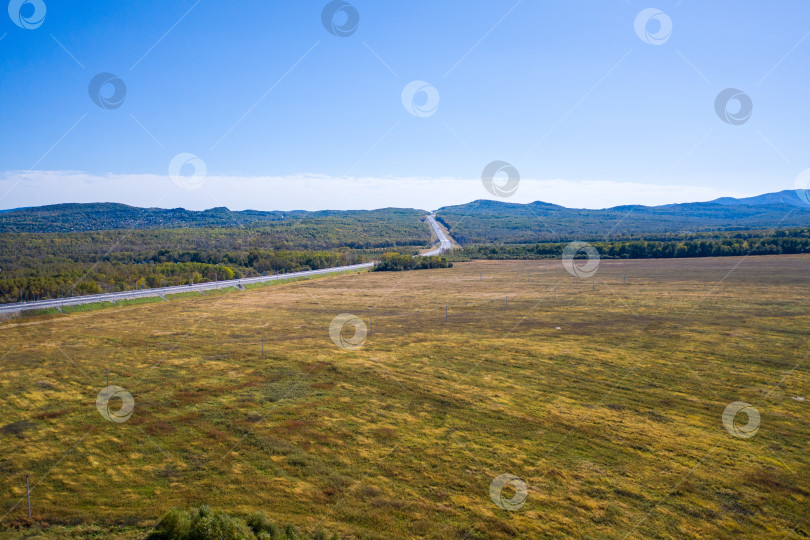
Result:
[0, 256, 808, 538]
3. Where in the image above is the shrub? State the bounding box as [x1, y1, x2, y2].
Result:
[147, 506, 333, 540]
[373, 252, 452, 272]
[247, 513, 279, 538]
[147, 508, 191, 539]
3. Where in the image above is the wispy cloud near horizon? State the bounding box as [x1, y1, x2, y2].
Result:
[0, 170, 761, 212]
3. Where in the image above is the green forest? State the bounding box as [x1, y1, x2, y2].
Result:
[0, 210, 431, 303]
[373, 252, 453, 271]
[434, 198, 810, 243]
[0, 203, 427, 235]
[451, 228, 810, 261]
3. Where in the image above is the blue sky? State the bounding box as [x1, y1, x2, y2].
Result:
[1, 0, 809, 210]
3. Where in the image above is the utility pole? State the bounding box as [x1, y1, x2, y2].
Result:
[623, 275, 626, 285]
[505, 296, 508, 308]
[25, 473, 31, 519]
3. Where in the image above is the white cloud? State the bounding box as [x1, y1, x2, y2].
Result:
[0, 170, 758, 211]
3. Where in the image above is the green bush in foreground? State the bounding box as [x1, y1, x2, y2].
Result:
[147, 505, 337, 540]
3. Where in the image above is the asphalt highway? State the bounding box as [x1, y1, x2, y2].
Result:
[422, 214, 452, 256]
[0, 262, 375, 314]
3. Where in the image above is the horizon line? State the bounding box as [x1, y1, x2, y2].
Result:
[1, 188, 806, 215]
[1, 170, 805, 213]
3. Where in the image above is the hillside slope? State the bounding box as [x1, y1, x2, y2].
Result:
[435, 192, 810, 244]
[0, 202, 424, 233]
[711, 189, 810, 207]
[4, 192, 810, 244]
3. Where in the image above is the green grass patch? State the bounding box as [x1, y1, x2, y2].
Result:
[117, 296, 165, 306]
[242, 281, 269, 290]
[61, 301, 116, 313]
[166, 291, 205, 300]
[18, 307, 63, 318]
[202, 287, 238, 296]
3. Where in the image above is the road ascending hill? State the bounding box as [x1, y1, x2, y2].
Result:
[422, 214, 452, 256]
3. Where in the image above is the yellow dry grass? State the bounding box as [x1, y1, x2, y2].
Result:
[0, 256, 808, 538]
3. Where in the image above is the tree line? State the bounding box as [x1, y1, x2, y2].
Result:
[452, 228, 810, 261]
[373, 253, 453, 271]
[0, 214, 432, 303]
[0, 251, 369, 303]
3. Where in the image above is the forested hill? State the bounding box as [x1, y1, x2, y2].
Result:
[0, 202, 423, 233]
[4, 190, 810, 241]
[0, 204, 433, 303]
[435, 190, 810, 244]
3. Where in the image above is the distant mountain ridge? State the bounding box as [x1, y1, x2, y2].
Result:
[434, 190, 810, 244]
[710, 189, 810, 208]
[0, 202, 421, 233]
[1, 191, 810, 238]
